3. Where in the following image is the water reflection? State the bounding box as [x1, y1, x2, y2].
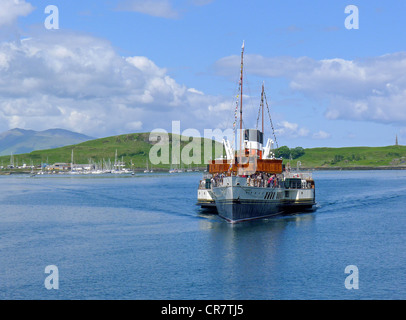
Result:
[197, 211, 315, 299]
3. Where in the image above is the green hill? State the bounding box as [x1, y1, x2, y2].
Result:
[285, 145, 406, 169]
[0, 132, 224, 170]
[2, 131, 406, 171]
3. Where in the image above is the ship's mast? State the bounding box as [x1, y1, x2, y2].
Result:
[239, 41, 244, 162]
[261, 81, 264, 134]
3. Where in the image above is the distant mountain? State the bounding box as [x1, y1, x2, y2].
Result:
[0, 128, 94, 156]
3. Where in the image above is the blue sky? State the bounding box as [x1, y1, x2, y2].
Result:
[1, 0, 406, 148]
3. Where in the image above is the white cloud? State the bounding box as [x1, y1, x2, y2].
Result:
[0, 0, 34, 27]
[116, 0, 179, 19]
[0, 51, 9, 69]
[274, 121, 331, 141]
[0, 30, 231, 137]
[215, 54, 317, 79]
[215, 52, 406, 126]
[312, 130, 331, 140]
[126, 56, 188, 106]
[126, 120, 143, 131]
[275, 121, 309, 138]
[187, 88, 204, 95]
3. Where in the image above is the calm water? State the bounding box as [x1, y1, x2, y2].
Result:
[0, 170, 405, 300]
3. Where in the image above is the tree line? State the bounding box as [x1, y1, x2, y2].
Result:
[274, 146, 305, 159]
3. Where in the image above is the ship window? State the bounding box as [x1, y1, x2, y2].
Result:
[285, 191, 289, 197]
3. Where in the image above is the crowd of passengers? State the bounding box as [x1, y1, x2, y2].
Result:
[210, 172, 282, 188]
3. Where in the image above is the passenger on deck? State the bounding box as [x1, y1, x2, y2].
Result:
[267, 176, 273, 188]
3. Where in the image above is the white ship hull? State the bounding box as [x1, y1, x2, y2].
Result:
[197, 189, 216, 208]
[197, 177, 216, 209]
[210, 176, 315, 223]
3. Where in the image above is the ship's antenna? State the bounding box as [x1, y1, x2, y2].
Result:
[239, 40, 244, 162]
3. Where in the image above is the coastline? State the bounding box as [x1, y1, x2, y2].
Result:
[0, 167, 207, 175]
[302, 165, 406, 171]
[2, 165, 406, 175]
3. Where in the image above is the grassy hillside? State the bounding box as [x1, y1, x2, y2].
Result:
[2, 131, 406, 171]
[290, 145, 406, 168]
[0, 132, 224, 170]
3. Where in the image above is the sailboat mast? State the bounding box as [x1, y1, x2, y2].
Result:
[115, 149, 118, 171]
[239, 41, 245, 160]
[261, 82, 264, 134]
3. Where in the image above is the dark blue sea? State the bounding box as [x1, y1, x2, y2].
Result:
[1, 170, 405, 300]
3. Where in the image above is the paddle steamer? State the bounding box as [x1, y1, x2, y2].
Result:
[197, 42, 316, 222]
